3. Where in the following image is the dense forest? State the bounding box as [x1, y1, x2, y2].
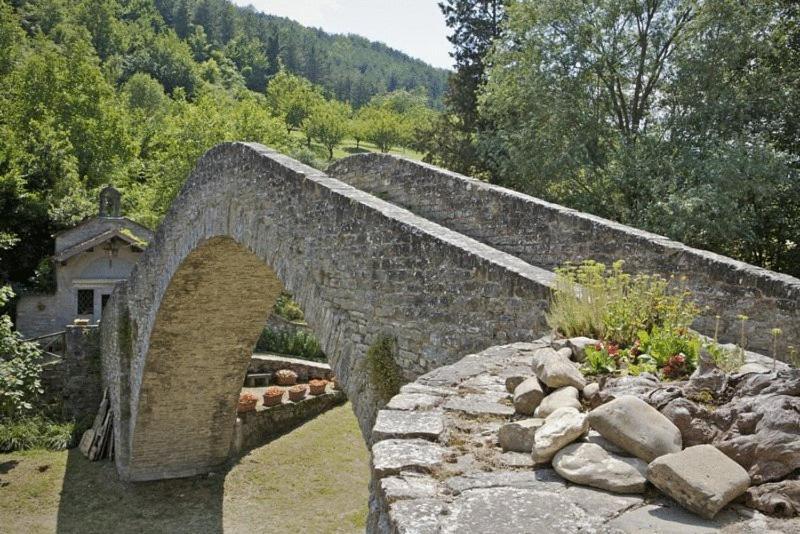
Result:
[427, 0, 800, 277]
[0, 0, 443, 291]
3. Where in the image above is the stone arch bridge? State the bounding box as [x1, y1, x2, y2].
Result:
[101, 142, 800, 482]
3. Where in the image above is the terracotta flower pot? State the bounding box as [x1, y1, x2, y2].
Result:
[274, 369, 298, 386]
[263, 386, 284, 407]
[288, 384, 307, 402]
[309, 379, 327, 396]
[237, 393, 258, 413]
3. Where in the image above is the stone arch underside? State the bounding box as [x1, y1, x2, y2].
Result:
[101, 142, 555, 482]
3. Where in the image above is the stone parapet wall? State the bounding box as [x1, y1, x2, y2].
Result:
[328, 154, 800, 356]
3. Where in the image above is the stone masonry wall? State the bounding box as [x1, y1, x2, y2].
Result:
[328, 154, 800, 357]
[102, 143, 556, 481]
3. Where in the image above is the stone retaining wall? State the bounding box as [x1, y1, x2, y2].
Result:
[231, 388, 346, 454]
[328, 155, 800, 356]
[38, 325, 103, 424]
[248, 353, 332, 381]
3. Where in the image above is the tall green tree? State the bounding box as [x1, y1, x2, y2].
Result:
[305, 100, 351, 160]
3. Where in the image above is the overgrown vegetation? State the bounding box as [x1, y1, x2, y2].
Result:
[0, 285, 43, 418]
[547, 260, 743, 379]
[255, 328, 325, 362]
[365, 335, 404, 403]
[0, 416, 75, 452]
[273, 292, 304, 322]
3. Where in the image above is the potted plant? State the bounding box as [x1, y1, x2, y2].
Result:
[263, 386, 284, 407]
[274, 369, 298, 386]
[237, 392, 258, 413]
[309, 379, 327, 396]
[288, 384, 307, 402]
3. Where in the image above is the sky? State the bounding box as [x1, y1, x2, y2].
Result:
[230, 0, 454, 70]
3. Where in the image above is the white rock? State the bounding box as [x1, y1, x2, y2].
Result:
[532, 407, 588, 464]
[513, 377, 544, 415]
[647, 444, 751, 519]
[532, 347, 587, 390]
[553, 442, 648, 494]
[534, 386, 581, 418]
[587, 395, 682, 462]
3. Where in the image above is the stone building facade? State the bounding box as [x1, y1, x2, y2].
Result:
[16, 187, 152, 338]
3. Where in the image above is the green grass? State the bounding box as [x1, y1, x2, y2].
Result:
[0, 403, 369, 534]
[288, 130, 425, 164]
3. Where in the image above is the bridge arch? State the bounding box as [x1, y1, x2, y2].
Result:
[101, 142, 555, 481]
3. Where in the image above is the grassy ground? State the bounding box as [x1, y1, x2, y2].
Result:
[0, 403, 369, 534]
[288, 131, 425, 164]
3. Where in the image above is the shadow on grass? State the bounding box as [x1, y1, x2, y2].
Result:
[342, 146, 371, 155]
[55, 449, 226, 534]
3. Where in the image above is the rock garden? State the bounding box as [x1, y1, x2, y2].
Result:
[369, 261, 800, 533]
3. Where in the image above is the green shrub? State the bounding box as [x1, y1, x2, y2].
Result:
[365, 335, 404, 403]
[273, 292, 305, 322]
[0, 286, 44, 418]
[547, 260, 699, 346]
[255, 328, 325, 362]
[0, 416, 76, 452]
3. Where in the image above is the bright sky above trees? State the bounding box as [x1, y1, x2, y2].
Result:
[230, 0, 454, 69]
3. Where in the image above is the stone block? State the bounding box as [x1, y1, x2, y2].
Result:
[372, 410, 445, 442]
[647, 444, 751, 519]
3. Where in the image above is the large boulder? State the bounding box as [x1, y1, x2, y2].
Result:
[587, 395, 682, 462]
[647, 444, 751, 519]
[553, 442, 648, 494]
[532, 348, 586, 390]
[534, 386, 581, 418]
[498, 418, 545, 453]
[513, 377, 544, 416]
[532, 407, 588, 464]
[743, 480, 800, 518]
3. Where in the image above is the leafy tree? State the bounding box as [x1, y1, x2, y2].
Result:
[360, 106, 403, 153]
[427, 0, 505, 175]
[305, 100, 351, 160]
[265, 68, 324, 134]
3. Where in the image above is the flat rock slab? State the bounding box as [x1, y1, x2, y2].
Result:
[388, 498, 447, 534]
[605, 501, 743, 533]
[443, 394, 515, 417]
[372, 439, 448, 478]
[441, 487, 593, 533]
[380, 475, 441, 503]
[648, 444, 751, 519]
[588, 395, 682, 462]
[373, 410, 445, 441]
[552, 442, 648, 494]
[386, 393, 444, 411]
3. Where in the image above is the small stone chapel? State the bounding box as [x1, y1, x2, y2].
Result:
[15, 186, 153, 338]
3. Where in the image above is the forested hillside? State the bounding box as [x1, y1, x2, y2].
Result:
[0, 0, 443, 291]
[153, 0, 448, 106]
